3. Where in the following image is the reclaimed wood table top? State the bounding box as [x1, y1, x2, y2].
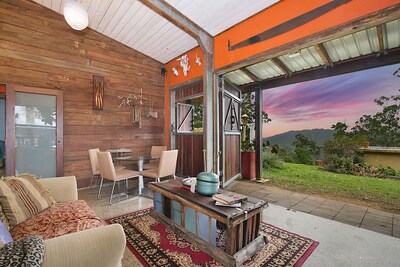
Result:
[149, 179, 268, 222]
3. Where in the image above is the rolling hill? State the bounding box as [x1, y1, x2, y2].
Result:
[264, 129, 334, 151]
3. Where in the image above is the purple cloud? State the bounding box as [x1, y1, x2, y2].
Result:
[262, 64, 400, 137]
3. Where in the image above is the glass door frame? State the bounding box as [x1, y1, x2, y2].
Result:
[5, 84, 63, 176]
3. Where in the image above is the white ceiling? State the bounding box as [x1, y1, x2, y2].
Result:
[34, 0, 280, 63]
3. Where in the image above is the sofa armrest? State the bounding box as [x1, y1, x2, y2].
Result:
[42, 224, 126, 267]
[39, 176, 78, 202]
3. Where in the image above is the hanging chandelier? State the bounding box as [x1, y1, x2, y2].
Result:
[63, 1, 89, 31]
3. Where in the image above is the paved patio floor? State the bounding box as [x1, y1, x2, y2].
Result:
[226, 180, 400, 238]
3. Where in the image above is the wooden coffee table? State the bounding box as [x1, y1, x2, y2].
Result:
[149, 179, 268, 266]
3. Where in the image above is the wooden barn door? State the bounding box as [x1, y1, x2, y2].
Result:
[219, 79, 241, 187]
[173, 83, 204, 177]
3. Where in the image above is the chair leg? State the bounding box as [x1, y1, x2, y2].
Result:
[89, 174, 100, 194]
[109, 181, 117, 205]
[97, 177, 104, 199]
[138, 175, 143, 195]
[89, 174, 95, 189]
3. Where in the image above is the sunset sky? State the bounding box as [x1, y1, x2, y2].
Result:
[262, 64, 400, 138]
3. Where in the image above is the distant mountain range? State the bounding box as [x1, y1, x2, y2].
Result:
[264, 129, 334, 151]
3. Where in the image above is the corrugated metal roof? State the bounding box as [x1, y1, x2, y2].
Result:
[225, 19, 400, 86]
[246, 60, 285, 80]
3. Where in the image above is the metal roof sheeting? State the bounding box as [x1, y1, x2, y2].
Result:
[225, 19, 400, 86]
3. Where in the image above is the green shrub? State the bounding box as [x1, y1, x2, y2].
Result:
[262, 151, 283, 170]
[325, 156, 353, 174]
[377, 166, 399, 176]
[294, 147, 313, 165]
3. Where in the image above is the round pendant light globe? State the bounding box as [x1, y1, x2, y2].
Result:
[63, 1, 89, 30]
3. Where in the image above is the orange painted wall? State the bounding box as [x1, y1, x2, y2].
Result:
[215, 0, 399, 69]
[164, 47, 204, 145]
[165, 46, 204, 88]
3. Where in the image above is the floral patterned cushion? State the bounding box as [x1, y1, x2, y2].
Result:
[10, 200, 102, 241]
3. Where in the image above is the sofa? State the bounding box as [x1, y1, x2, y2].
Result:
[0, 176, 126, 267]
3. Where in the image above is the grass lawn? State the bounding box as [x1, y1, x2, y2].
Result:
[262, 163, 400, 213]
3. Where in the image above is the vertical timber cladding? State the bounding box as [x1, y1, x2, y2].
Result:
[222, 81, 241, 185]
[175, 83, 204, 177]
[0, 0, 165, 187]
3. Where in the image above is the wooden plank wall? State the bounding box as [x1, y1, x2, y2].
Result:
[175, 83, 202, 99]
[0, 0, 165, 187]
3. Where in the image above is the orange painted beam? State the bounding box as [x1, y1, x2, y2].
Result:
[165, 0, 398, 87]
[214, 0, 399, 69]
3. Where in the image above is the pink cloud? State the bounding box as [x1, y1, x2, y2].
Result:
[262, 64, 400, 137]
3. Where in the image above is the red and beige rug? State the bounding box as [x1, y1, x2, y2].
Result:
[106, 208, 318, 267]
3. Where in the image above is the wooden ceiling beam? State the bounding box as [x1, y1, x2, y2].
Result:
[271, 58, 292, 77]
[240, 48, 400, 93]
[139, 0, 213, 54]
[239, 67, 261, 82]
[376, 25, 385, 55]
[138, 0, 216, 172]
[314, 43, 333, 67]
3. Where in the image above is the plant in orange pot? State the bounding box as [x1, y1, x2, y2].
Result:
[240, 93, 271, 180]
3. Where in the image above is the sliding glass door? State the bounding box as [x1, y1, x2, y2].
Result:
[6, 85, 63, 177]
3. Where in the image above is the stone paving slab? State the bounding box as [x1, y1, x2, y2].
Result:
[226, 180, 398, 238]
[332, 217, 361, 227]
[393, 213, 400, 224]
[393, 226, 400, 238]
[360, 224, 393, 236]
[309, 207, 337, 219]
[291, 203, 318, 213]
[317, 199, 345, 211]
[363, 211, 393, 224]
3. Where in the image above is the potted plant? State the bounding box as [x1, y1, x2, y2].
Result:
[241, 138, 256, 180]
[240, 93, 271, 180]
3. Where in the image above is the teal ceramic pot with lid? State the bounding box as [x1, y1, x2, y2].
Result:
[196, 172, 219, 196]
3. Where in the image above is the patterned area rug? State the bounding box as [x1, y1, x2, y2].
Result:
[106, 208, 318, 267]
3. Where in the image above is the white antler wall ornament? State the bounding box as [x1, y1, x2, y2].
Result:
[172, 66, 179, 76]
[195, 54, 201, 66]
[177, 54, 190, 76]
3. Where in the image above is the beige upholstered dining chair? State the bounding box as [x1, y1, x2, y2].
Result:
[97, 151, 141, 204]
[141, 150, 178, 182]
[88, 148, 125, 191]
[143, 145, 167, 170]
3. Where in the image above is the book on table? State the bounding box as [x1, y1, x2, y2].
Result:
[212, 192, 248, 205]
[215, 201, 241, 208]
